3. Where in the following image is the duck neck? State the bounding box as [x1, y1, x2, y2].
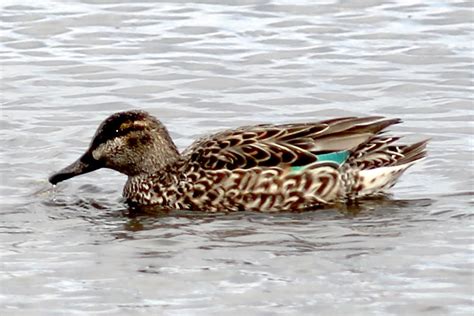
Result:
[135, 140, 180, 176]
[123, 142, 181, 205]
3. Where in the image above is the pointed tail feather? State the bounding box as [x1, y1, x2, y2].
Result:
[395, 139, 429, 165]
[348, 139, 428, 197]
[350, 137, 428, 170]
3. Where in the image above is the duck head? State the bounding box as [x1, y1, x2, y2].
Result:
[49, 110, 180, 185]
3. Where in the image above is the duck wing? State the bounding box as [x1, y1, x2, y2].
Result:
[183, 116, 401, 170]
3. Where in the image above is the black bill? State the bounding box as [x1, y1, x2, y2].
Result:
[49, 153, 102, 185]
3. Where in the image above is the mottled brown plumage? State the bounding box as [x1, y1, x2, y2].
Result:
[49, 110, 428, 212]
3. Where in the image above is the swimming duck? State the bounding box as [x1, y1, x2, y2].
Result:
[49, 110, 427, 212]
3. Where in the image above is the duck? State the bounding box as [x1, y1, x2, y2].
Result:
[49, 110, 428, 212]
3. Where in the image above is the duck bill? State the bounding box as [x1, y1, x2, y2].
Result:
[49, 153, 102, 185]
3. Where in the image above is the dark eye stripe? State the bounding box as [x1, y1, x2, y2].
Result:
[91, 121, 147, 149]
[117, 123, 146, 136]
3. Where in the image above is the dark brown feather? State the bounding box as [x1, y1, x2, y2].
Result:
[183, 117, 403, 171]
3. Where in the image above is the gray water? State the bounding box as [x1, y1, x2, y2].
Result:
[1, 0, 473, 315]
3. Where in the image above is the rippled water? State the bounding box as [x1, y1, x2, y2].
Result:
[1, 0, 473, 315]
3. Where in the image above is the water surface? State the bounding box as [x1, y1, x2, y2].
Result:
[1, 0, 473, 315]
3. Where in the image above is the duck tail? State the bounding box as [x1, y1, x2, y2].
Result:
[346, 139, 428, 198]
[394, 139, 429, 165]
